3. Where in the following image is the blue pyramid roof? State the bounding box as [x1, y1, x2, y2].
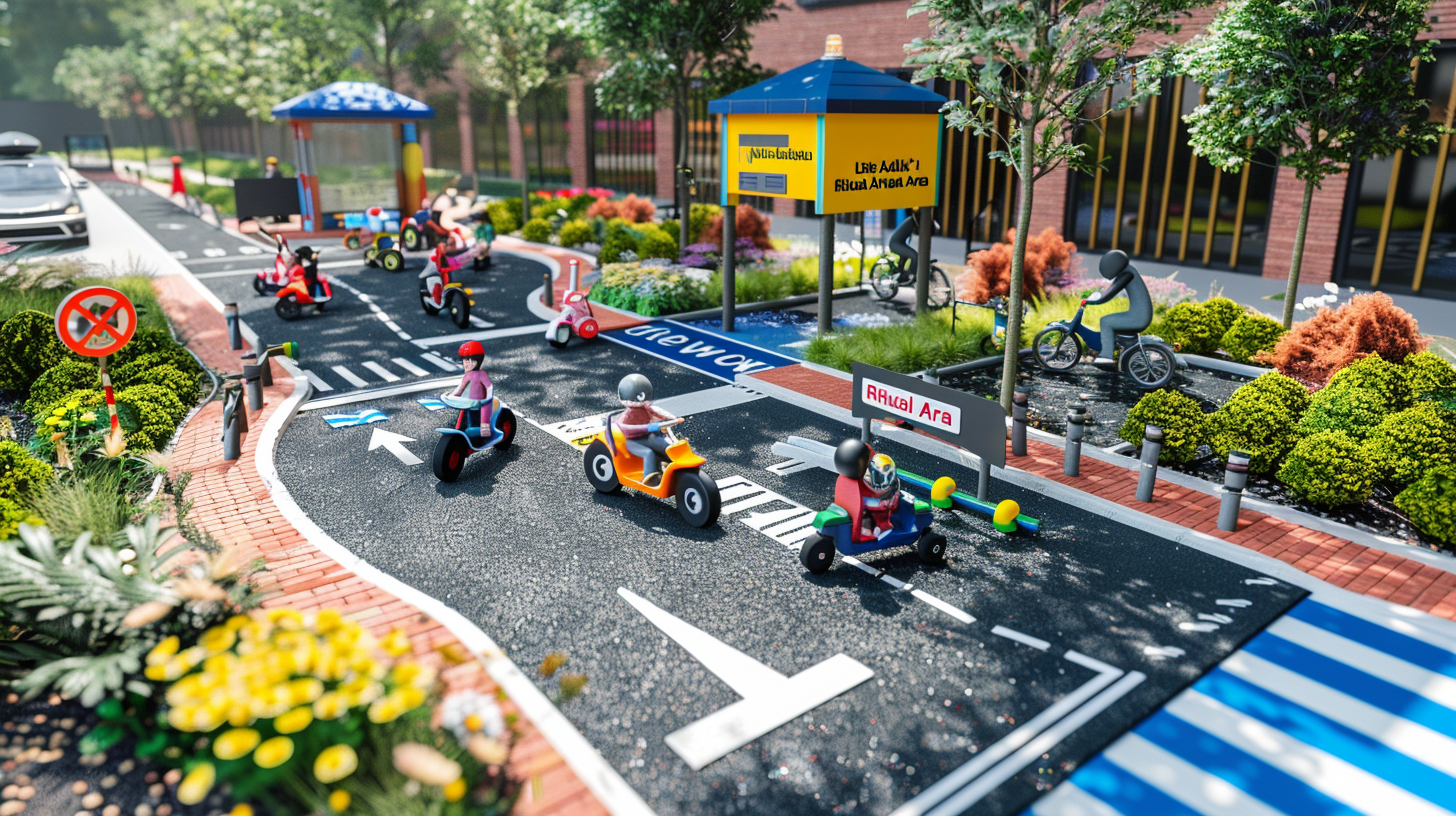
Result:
[272, 82, 435, 121]
[708, 58, 946, 115]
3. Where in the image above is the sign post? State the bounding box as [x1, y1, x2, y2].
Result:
[54, 286, 137, 445]
[850, 362, 1006, 470]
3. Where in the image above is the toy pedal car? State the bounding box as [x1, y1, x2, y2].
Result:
[546, 291, 599, 348]
[350, 207, 405, 272]
[432, 393, 517, 482]
[582, 417, 721, 528]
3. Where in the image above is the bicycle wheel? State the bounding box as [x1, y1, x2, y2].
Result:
[869, 256, 900, 301]
[1122, 342, 1176, 390]
[1034, 326, 1082, 372]
[927, 265, 953, 309]
[980, 335, 1000, 357]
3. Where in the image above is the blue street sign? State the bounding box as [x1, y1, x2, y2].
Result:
[602, 320, 799, 383]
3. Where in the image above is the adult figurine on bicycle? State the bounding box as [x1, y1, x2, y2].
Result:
[1085, 250, 1153, 368]
[869, 212, 952, 308]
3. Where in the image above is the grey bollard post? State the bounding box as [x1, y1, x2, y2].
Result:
[1064, 402, 1087, 477]
[569, 258, 579, 293]
[1219, 451, 1251, 532]
[722, 203, 737, 332]
[1011, 387, 1029, 457]
[542, 270, 554, 308]
[977, 459, 991, 501]
[861, 416, 872, 443]
[1137, 424, 1164, 502]
[243, 364, 264, 411]
[221, 386, 243, 460]
[224, 303, 242, 350]
[256, 348, 274, 387]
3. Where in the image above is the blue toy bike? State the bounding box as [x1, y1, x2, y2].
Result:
[1032, 302, 1176, 390]
[432, 393, 517, 482]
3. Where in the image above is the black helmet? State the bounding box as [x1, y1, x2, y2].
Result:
[618, 373, 653, 404]
[295, 246, 318, 262]
[834, 439, 873, 480]
[1099, 249, 1129, 280]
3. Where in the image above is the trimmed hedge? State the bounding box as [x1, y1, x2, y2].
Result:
[1324, 354, 1410, 411]
[1202, 297, 1245, 338]
[0, 496, 37, 539]
[0, 310, 73, 393]
[112, 330, 203, 380]
[117, 383, 186, 452]
[1395, 467, 1456, 544]
[1278, 431, 1377, 506]
[1220, 313, 1285, 363]
[0, 440, 52, 500]
[1405, 351, 1456, 397]
[24, 360, 100, 416]
[558, 219, 594, 248]
[1363, 403, 1456, 486]
[1119, 389, 1208, 465]
[599, 225, 639, 264]
[637, 226, 679, 262]
[487, 198, 522, 234]
[1299, 382, 1392, 443]
[521, 218, 552, 243]
[1160, 302, 1224, 356]
[1207, 372, 1308, 474]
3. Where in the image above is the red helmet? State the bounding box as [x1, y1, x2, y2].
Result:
[458, 341, 484, 358]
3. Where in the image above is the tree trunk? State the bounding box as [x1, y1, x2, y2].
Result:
[455, 72, 476, 193]
[999, 122, 1036, 413]
[193, 114, 208, 188]
[507, 96, 529, 215]
[251, 118, 266, 174]
[135, 114, 149, 167]
[1281, 178, 1315, 330]
[676, 84, 690, 255]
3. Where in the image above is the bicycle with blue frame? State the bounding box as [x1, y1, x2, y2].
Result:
[1031, 301, 1177, 390]
[950, 295, 1026, 356]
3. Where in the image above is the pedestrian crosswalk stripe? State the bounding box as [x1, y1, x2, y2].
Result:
[331, 365, 369, 387]
[420, 352, 458, 371]
[1106, 733, 1291, 816]
[392, 357, 429, 376]
[300, 370, 334, 392]
[362, 361, 400, 382]
[1287, 600, 1456, 678]
[1268, 615, 1456, 706]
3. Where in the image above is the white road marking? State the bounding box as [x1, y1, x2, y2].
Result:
[299, 377, 459, 412]
[1103, 733, 1289, 816]
[203, 247, 226, 257]
[413, 323, 552, 346]
[330, 365, 369, 388]
[391, 357, 429, 377]
[170, 250, 188, 259]
[156, 222, 186, 230]
[992, 626, 1051, 651]
[368, 428, 422, 467]
[1216, 598, 1253, 608]
[1178, 621, 1220, 632]
[384, 321, 404, 332]
[468, 315, 493, 328]
[420, 352, 459, 371]
[1143, 645, 1187, 659]
[237, 245, 262, 254]
[766, 458, 818, 475]
[1197, 613, 1234, 624]
[300, 370, 334, 392]
[1028, 782, 1125, 816]
[361, 361, 401, 382]
[1270, 615, 1456, 706]
[1244, 577, 1279, 586]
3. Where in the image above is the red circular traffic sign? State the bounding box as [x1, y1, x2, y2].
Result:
[54, 286, 137, 358]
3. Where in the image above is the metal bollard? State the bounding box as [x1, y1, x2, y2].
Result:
[861, 417, 872, 443]
[253, 342, 273, 387]
[221, 386, 243, 461]
[1064, 402, 1087, 477]
[543, 270, 554, 308]
[224, 303, 242, 350]
[1137, 424, 1164, 502]
[1011, 386, 1028, 457]
[977, 458, 991, 501]
[243, 364, 264, 411]
[569, 258, 579, 293]
[1219, 451, 1251, 532]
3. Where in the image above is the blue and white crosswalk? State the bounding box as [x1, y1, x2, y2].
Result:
[417, 397, 448, 411]
[1024, 598, 1456, 816]
[323, 410, 388, 428]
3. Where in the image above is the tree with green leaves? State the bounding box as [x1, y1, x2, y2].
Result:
[53, 46, 143, 149]
[1181, 0, 1446, 329]
[906, 0, 1200, 412]
[459, 0, 590, 207]
[583, 0, 777, 253]
[332, 0, 455, 91]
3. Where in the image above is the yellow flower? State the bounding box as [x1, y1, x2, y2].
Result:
[312, 692, 348, 721]
[176, 762, 216, 805]
[213, 728, 261, 761]
[45, 416, 60, 426]
[314, 744, 358, 784]
[391, 661, 423, 686]
[398, 686, 427, 711]
[288, 677, 324, 705]
[229, 805, 254, 816]
[199, 627, 237, 655]
[380, 628, 410, 657]
[444, 778, 467, 802]
[145, 657, 190, 683]
[366, 695, 404, 724]
[225, 614, 250, 631]
[147, 635, 181, 666]
[254, 736, 294, 768]
[274, 707, 313, 735]
[268, 608, 305, 630]
[166, 705, 198, 732]
[328, 790, 351, 812]
[339, 677, 382, 707]
[314, 608, 344, 633]
[464, 714, 484, 733]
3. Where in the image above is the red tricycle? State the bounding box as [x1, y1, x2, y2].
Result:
[545, 291, 599, 348]
[419, 244, 474, 328]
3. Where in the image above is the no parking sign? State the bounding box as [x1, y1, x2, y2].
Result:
[55, 286, 137, 358]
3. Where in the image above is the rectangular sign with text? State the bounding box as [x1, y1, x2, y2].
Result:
[851, 362, 1006, 468]
[603, 321, 799, 384]
[723, 114, 819, 202]
[819, 114, 940, 214]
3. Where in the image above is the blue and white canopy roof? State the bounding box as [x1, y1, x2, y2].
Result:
[272, 82, 434, 121]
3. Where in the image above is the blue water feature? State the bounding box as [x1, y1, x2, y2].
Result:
[680, 308, 895, 359]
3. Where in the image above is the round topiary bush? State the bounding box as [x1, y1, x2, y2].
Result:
[637, 227, 679, 262]
[0, 440, 52, 500]
[111, 349, 202, 388]
[1395, 467, 1456, 544]
[521, 218, 553, 244]
[1202, 297, 1245, 339]
[486, 199, 521, 234]
[1404, 351, 1456, 397]
[1207, 373, 1309, 474]
[1325, 354, 1410, 410]
[1278, 431, 1377, 506]
[117, 383, 187, 451]
[0, 310, 73, 394]
[111, 330, 202, 379]
[1299, 383, 1394, 443]
[1362, 402, 1456, 486]
[23, 360, 99, 416]
[557, 219, 594, 248]
[1220, 313, 1286, 363]
[119, 364, 200, 408]
[599, 226, 640, 264]
[1119, 389, 1208, 465]
[0, 496, 38, 539]
[1160, 302, 1224, 356]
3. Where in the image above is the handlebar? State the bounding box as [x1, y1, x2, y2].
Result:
[648, 417, 686, 433]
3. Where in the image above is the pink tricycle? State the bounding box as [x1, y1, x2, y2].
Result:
[546, 291, 599, 348]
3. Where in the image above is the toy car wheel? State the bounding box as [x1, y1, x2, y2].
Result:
[419, 288, 441, 315]
[494, 406, 517, 451]
[917, 531, 948, 566]
[275, 294, 302, 321]
[577, 318, 599, 340]
[800, 532, 835, 574]
[344, 234, 361, 250]
[433, 434, 471, 482]
[446, 289, 471, 328]
[675, 470, 721, 528]
[1034, 326, 1082, 372]
[253, 277, 267, 295]
[402, 224, 422, 251]
[382, 250, 404, 273]
[583, 440, 621, 494]
[363, 247, 379, 266]
[549, 325, 570, 348]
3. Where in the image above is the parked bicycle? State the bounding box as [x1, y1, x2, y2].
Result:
[1031, 303, 1177, 390]
[867, 214, 953, 309]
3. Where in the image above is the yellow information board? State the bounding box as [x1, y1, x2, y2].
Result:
[722, 114, 819, 202]
[819, 114, 940, 214]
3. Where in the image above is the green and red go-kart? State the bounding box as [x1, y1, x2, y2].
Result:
[798, 440, 948, 574]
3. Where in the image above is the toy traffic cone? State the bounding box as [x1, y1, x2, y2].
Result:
[170, 155, 186, 195]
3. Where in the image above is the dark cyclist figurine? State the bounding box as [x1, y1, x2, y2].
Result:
[888, 213, 919, 278]
[1086, 250, 1152, 367]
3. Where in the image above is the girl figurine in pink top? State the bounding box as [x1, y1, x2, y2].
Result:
[450, 340, 493, 428]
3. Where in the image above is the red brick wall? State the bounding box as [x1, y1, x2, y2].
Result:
[1029, 168, 1068, 237]
[1260, 165, 1348, 284]
[749, 1, 930, 73]
[567, 77, 589, 189]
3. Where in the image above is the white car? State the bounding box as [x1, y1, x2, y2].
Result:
[0, 131, 88, 246]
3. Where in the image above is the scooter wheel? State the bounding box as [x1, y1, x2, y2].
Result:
[419, 288, 441, 315]
[275, 295, 302, 321]
[446, 288, 471, 328]
[433, 434, 471, 482]
[253, 277, 267, 295]
[800, 532, 835, 574]
[583, 440, 621, 494]
[675, 469, 721, 528]
[577, 318, 599, 340]
[382, 250, 404, 272]
[549, 325, 570, 349]
[494, 407, 516, 452]
[402, 225, 421, 252]
[363, 247, 379, 266]
[917, 531, 948, 566]
[345, 234, 361, 250]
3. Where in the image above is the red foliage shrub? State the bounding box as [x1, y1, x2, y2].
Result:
[699, 205, 774, 250]
[1256, 292, 1428, 388]
[585, 193, 656, 223]
[955, 228, 1076, 304]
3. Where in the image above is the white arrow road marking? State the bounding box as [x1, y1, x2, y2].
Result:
[1216, 598, 1253, 608]
[617, 587, 873, 771]
[202, 247, 226, 257]
[368, 428, 422, 466]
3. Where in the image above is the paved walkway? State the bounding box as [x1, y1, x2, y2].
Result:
[748, 364, 1456, 621]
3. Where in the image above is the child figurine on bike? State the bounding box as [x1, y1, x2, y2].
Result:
[1085, 250, 1152, 368]
[449, 341, 493, 429]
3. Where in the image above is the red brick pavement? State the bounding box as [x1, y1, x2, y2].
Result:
[495, 236, 646, 332]
[750, 364, 1456, 621]
[153, 273, 610, 816]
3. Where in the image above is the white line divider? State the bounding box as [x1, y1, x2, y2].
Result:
[414, 323, 551, 347]
[330, 365, 368, 388]
[299, 376, 459, 412]
[391, 357, 430, 377]
[617, 587, 874, 771]
[420, 352, 460, 371]
[254, 365, 657, 816]
[330, 277, 412, 342]
[361, 361, 401, 382]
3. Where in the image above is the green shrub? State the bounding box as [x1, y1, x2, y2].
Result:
[1405, 351, 1456, 397]
[111, 330, 202, 380]
[111, 349, 201, 389]
[1221, 313, 1285, 363]
[1395, 467, 1456, 544]
[599, 225, 641, 264]
[26, 468, 133, 544]
[23, 360, 99, 416]
[1278, 431, 1377, 506]
[486, 198, 521, 234]
[1207, 373, 1309, 474]
[1202, 297, 1245, 338]
[659, 219, 680, 243]
[637, 226, 679, 262]
[1325, 354, 1410, 410]
[0, 310, 72, 393]
[521, 218, 553, 243]
[1118, 389, 1208, 465]
[118, 364, 199, 408]
[688, 203, 721, 243]
[564, 192, 596, 219]
[117, 383, 186, 451]
[1362, 403, 1456, 486]
[0, 496, 39, 539]
[0, 440, 52, 500]
[558, 219, 595, 248]
[1160, 301, 1224, 355]
[1299, 383, 1393, 442]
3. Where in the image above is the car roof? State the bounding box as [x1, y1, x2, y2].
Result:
[0, 154, 62, 166]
